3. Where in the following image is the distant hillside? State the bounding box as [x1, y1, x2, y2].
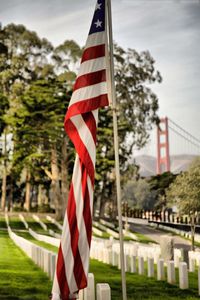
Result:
[134, 154, 198, 177]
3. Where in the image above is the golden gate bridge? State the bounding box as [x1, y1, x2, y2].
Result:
[157, 117, 200, 174]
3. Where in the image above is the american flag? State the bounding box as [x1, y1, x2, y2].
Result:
[52, 0, 109, 299]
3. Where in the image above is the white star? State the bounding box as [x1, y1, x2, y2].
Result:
[95, 2, 102, 10]
[94, 19, 102, 28]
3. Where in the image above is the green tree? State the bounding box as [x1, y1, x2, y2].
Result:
[148, 172, 176, 210]
[166, 157, 200, 250]
[0, 23, 162, 220]
[96, 45, 162, 217]
[122, 178, 156, 210]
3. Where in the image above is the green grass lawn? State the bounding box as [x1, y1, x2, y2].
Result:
[1, 213, 200, 299]
[90, 259, 200, 300]
[0, 229, 52, 300]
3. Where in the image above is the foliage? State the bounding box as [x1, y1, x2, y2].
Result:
[0, 92, 9, 136]
[0, 22, 162, 216]
[0, 229, 52, 300]
[148, 172, 177, 210]
[166, 157, 200, 214]
[95, 45, 162, 215]
[122, 177, 159, 210]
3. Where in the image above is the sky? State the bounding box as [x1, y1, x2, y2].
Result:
[1, 0, 200, 157]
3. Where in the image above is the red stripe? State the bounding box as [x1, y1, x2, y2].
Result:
[67, 184, 87, 289]
[73, 70, 106, 91]
[65, 119, 95, 185]
[56, 246, 70, 299]
[81, 44, 105, 63]
[80, 161, 92, 246]
[65, 94, 109, 120]
[82, 112, 97, 144]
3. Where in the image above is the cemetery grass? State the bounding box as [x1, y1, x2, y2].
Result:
[1, 214, 200, 299]
[0, 229, 52, 300]
[90, 259, 200, 300]
[6, 215, 58, 252]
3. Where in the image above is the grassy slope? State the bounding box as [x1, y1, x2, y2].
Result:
[1, 214, 200, 299]
[90, 259, 199, 300]
[0, 229, 52, 300]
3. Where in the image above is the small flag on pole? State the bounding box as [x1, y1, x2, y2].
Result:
[52, 0, 109, 299]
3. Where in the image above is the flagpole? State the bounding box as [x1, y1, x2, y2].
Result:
[106, 1, 127, 300]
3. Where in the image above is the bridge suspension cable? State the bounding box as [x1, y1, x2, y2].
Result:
[168, 118, 200, 154]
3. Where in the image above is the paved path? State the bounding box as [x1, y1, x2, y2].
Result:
[129, 218, 191, 251]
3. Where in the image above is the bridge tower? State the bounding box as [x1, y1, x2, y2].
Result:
[157, 117, 170, 174]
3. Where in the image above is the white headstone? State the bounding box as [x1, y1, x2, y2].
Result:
[167, 261, 175, 284]
[179, 262, 188, 289]
[96, 283, 111, 300]
[147, 257, 154, 277]
[189, 257, 196, 272]
[130, 256, 136, 273]
[84, 273, 95, 300]
[138, 256, 144, 275]
[157, 259, 165, 280]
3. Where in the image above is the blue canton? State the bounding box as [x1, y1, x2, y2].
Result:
[89, 0, 105, 35]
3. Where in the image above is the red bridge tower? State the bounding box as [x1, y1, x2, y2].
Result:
[157, 117, 170, 174]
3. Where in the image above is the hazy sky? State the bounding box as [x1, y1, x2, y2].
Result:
[1, 0, 200, 156]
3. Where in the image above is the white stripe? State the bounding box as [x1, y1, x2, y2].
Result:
[72, 156, 90, 276]
[52, 270, 61, 299]
[78, 56, 106, 77]
[92, 109, 98, 125]
[69, 82, 107, 106]
[71, 115, 96, 167]
[87, 110, 98, 213]
[85, 31, 105, 49]
[87, 175, 94, 214]
[61, 214, 78, 294]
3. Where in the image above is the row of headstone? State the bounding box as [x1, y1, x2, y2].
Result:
[7, 226, 57, 280]
[79, 274, 111, 300]
[26, 214, 61, 239]
[19, 213, 29, 229]
[90, 237, 200, 294]
[46, 215, 63, 231]
[33, 214, 48, 230]
[29, 228, 60, 247]
[155, 223, 200, 245]
[6, 217, 111, 300]
[93, 221, 119, 238]
[92, 226, 103, 237]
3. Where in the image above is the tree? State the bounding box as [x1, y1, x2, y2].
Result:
[147, 172, 176, 210]
[0, 23, 162, 219]
[122, 178, 156, 210]
[8, 78, 72, 217]
[166, 157, 200, 250]
[96, 44, 162, 217]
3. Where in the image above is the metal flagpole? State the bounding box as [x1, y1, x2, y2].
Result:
[106, 1, 127, 299]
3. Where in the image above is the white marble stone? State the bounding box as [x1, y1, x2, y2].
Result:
[96, 283, 111, 300]
[84, 273, 95, 300]
[157, 259, 165, 280]
[147, 257, 154, 277]
[167, 261, 175, 284]
[179, 262, 188, 289]
[138, 256, 144, 275]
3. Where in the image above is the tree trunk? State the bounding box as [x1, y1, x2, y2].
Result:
[24, 169, 31, 211]
[61, 136, 69, 218]
[51, 145, 62, 220]
[7, 179, 13, 212]
[1, 133, 7, 211]
[37, 184, 42, 207]
[191, 214, 195, 251]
